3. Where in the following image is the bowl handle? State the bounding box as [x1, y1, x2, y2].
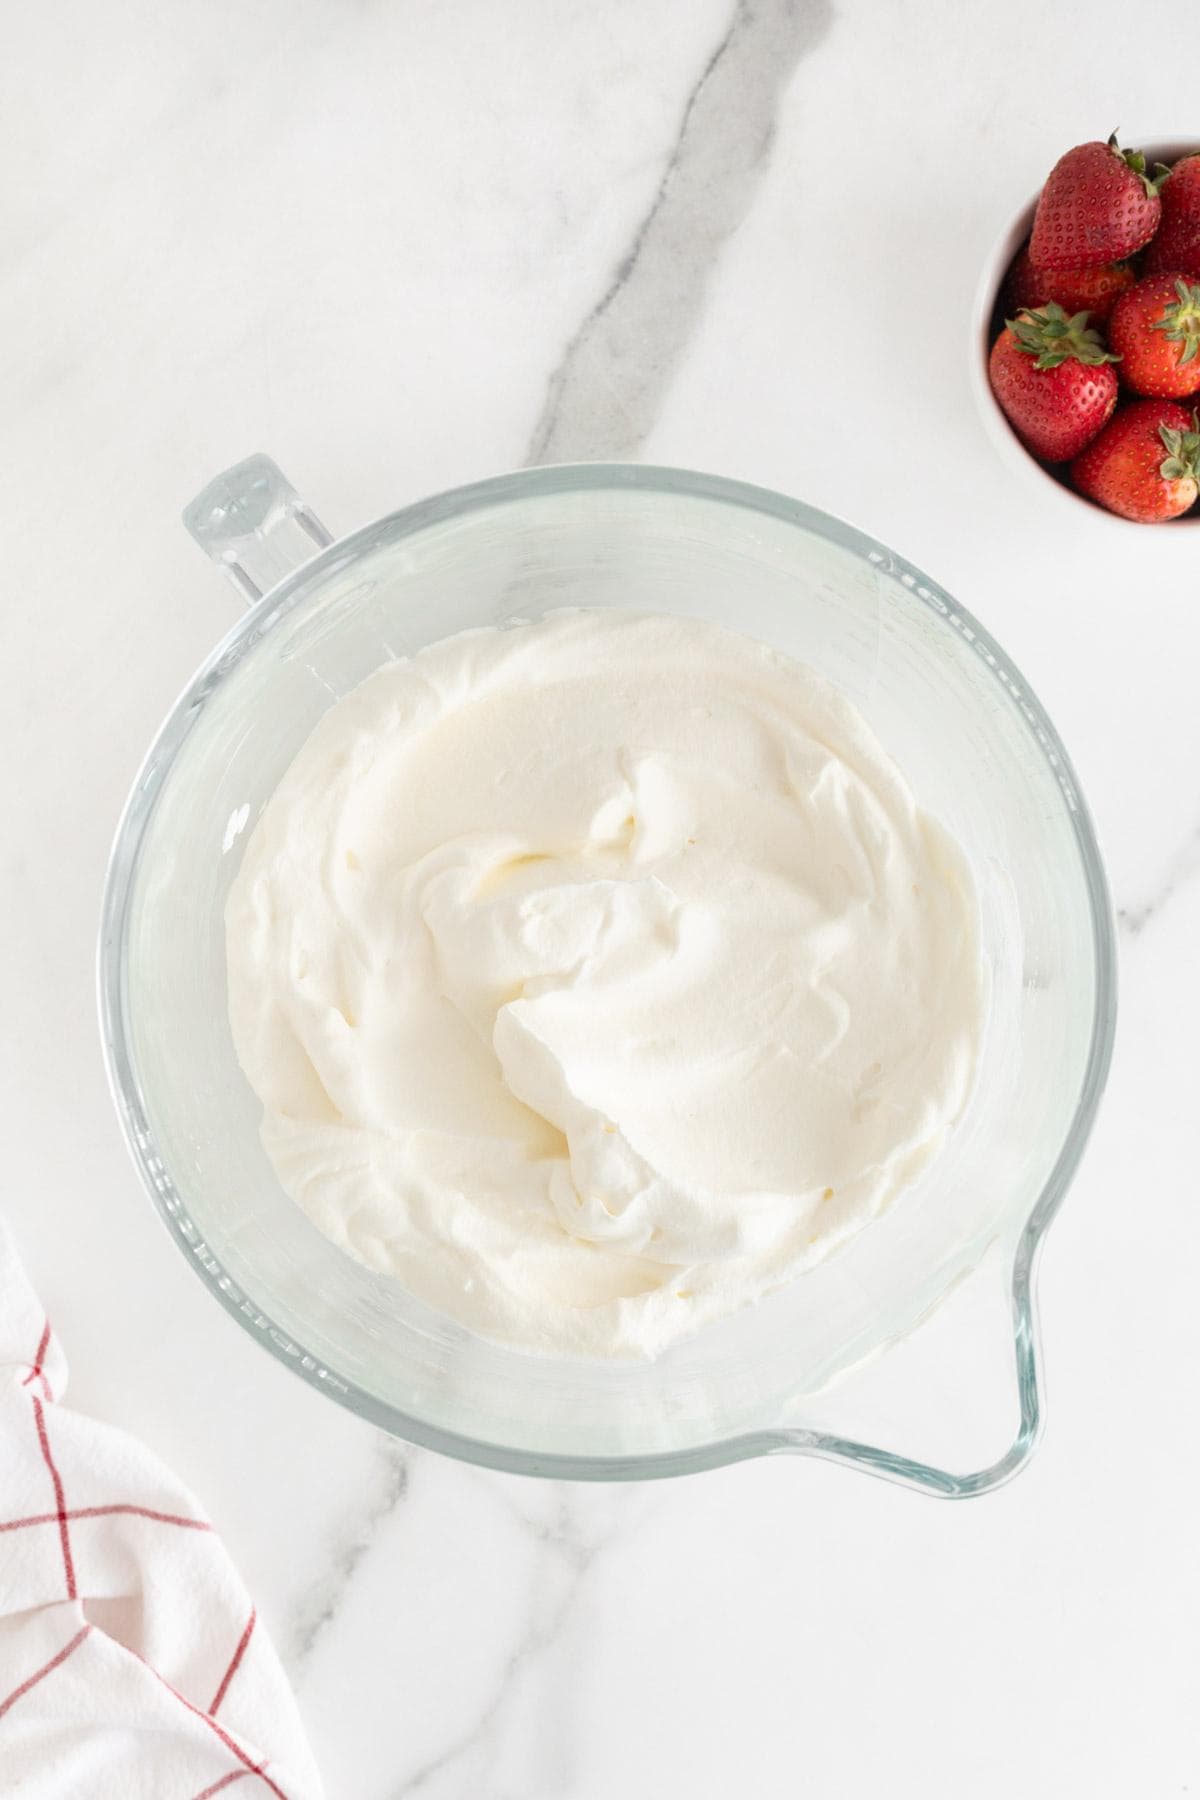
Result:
[181, 453, 333, 605]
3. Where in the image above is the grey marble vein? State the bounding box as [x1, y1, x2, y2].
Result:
[391, 1493, 635, 1799]
[525, 0, 833, 465]
[1118, 818, 1200, 938]
[285, 1438, 411, 1672]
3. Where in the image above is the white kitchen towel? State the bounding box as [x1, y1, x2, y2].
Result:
[0, 1219, 323, 1798]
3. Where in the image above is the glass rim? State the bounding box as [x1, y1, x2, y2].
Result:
[97, 461, 1119, 1494]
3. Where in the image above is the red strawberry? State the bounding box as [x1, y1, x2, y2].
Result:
[1070, 400, 1200, 521]
[1143, 154, 1200, 280]
[1030, 136, 1164, 270]
[1108, 274, 1200, 399]
[1003, 245, 1135, 326]
[989, 304, 1119, 461]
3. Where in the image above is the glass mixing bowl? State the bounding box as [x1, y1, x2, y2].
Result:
[99, 458, 1116, 1495]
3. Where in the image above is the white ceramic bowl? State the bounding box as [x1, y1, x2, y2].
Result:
[970, 137, 1200, 528]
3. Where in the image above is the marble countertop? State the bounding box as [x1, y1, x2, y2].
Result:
[4, 3, 1198, 1794]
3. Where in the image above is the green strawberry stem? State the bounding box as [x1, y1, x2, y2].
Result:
[1107, 131, 1169, 197]
[1006, 302, 1121, 371]
[1150, 279, 1200, 368]
[1158, 412, 1200, 482]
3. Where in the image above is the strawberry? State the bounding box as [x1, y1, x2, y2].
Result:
[1030, 136, 1164, 270]
[1070, 400, 1200, 521]
[988, 303, 1119, 461]
[1108, 274, 1200, 399]
[1142, 154, 1200, 280]
[1002, 245, 1135, 326]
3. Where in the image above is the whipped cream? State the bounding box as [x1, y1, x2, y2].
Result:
[226, 611, 984, 1357]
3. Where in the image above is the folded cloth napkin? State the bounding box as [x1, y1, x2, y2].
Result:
[0, 1219, 323, 1798]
